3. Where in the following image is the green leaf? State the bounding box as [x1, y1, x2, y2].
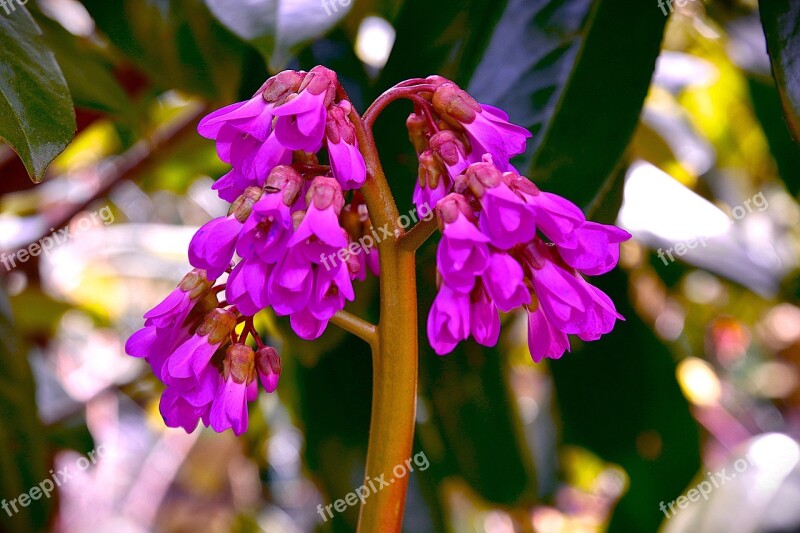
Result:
[32, 12, 134, 117]
[80, 0, 249, 102]
[0, 288, 51, 532]
[760, 0, 800, 141]
[470, 0, 667, 208]
[205, 0, 353, 72]
[0, 5, 76, 182]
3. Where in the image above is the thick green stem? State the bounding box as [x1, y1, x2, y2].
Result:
[346, 97, 419, 533]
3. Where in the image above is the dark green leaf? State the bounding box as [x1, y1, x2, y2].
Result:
[0, 288, 50, 532]
[470, 0, 667, 207]
[32, 12, 134, 117]
[80, 0, 248, 102]
[0, 5, 76, 182]
[760, 0, 800, 141]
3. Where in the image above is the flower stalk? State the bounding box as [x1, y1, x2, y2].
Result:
[347, 94, 420, 533]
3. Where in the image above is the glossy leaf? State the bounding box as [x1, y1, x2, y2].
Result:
[760, 0, 800, 141]
[32, 12, 134, 117]
[80, 0, 248, 102]
[0, 6, 76, 182]
[470, 0, 667, 207]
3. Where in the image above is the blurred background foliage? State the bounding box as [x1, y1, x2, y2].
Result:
[1, 0, 800, 532]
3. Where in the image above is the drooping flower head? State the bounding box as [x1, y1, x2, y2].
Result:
[427, 156, 630, 361]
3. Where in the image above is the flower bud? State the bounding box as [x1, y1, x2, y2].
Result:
[419, 150, 444, 189]
[406, 113, 429, 154]
[196, 308, 238, 345]
[509, 174, 540, 197]
[464, 160, 502, 198]
[432, 83, 481, 125]
[306, 176, 345, 213]
[326, 103, 356, 145]
[229, 186, 264, 222]
[346, 246, 362, 275]
[261, 70, 304, 104]
[178, 268, 214, 299]
[298, 65, 338, 107]
[265, 165, 304, 206]
[255, 346, 281, 393]
[225, 344, 255, 384]
[435, 193, 472, 227]
[430, 130, 467, 167]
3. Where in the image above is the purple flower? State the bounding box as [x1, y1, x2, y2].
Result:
[464, 104, 531, 169]
[198, 96, 275, 142]
[427, 284, 471, 355]
[126, 269, 213, 380]
[431, 83, 531, 170]
[309, 261, 355, 321]
[435, 194, 489, 293]
[273, 66, 337, 152]
[188, 187, 263, 279]
[526, 307, 570, 363]
[524, 192, 586, 246]
[166, 309, 237, 381]
[188, 216, 243, 280]
[226, 258, 274, 316]
[326, 101, 366, 189]
[288, 177, 348, 264]
[160, 386, 211, 433]
[210, 376, 250, 436]
[237, 194, 293, 264]
[463, 160, 536, 250]
[470, 282, 500, 347]
[523, 241, 622, 340]
[414, 150, 451, 213]
[557, 222, 631, 276]
[268, 250, 314, 316]
[481, 252, 530, 312]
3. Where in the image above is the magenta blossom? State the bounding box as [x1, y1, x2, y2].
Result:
[431, 82, 531, 170]
[428, 157, 629, 361]
[273, 66, 337, 152]
[435, 193, 489, 293]
[427, 284, 471, 355]
[326, 101, 366, 189]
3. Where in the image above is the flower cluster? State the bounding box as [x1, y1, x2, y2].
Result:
[126, 67, 630, 436]
[404, 76, 532, 212]
[426, 157, 631, 361]
[125, 269, 281, 435]
[126, 66, 379, 435]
